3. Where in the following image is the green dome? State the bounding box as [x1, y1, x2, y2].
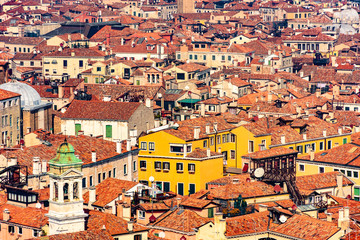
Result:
[49, 139, 82, 166]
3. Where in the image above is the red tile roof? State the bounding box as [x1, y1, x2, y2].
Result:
[61, 100, 142, 121]
[0, 203, 48, 228]
[296, 172, 353, 191]
[83, 178, 138, 207]
[150, 208, 211, 233]
[87, 210, 147, 235]
[243, 147, 298, 160]
[0, 88, 20, 100]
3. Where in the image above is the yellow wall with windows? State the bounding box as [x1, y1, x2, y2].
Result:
[272, 134, 351, 157]
[231, 126, 271, 169]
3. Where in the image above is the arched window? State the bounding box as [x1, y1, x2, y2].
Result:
[54, 182, 58, 201]
[64, 183, 69, 200]
[73, 182, 79, 200]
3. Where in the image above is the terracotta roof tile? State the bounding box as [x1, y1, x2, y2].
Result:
[83, 178, 138, 207]
[150, 208, 211, 233]
[243, 147, 298, 160]
[0, 88, 20, 100]
[87, 210, 147, 235]
[62, 100, 142, 121]
[296, 172, 353, 191]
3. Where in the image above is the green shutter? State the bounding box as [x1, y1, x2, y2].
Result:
[343, 138, 347, 144]
[208, 208, 214, 218]
[75, 124, 81, 136]
[355, 187, 360, 196]
[178, 183, 184, 196]
[106, 125, 112, 138]
[189, 184, 195, 194]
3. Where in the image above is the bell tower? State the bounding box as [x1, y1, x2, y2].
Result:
[46, 139, 88, 235]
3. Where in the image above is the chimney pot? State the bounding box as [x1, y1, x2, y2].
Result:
[91, 150, 96, 162]
[194, 126, 200, 139]
[280, 135, 286, 144]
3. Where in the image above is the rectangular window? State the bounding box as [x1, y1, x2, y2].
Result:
[210, 137, 214, 145]
[296, 145, 303, 153]
[149, 142, 155, 151]
[299, 164, 305, 172]
[189, 183, 195, 194]
[222, 135, 226, 143]
[18, 227, 22, 234]
[163, 162, 170, 170]
[231, 150, 235, 159]
[63, 60, 67, 67]
[319, 142, 324, 151]
[208, 208, 214, 218]
[343, 138, 348, 144]
[170, 145, 184, 153]
[203, 140, 207, 148]
[33, 230, 38, 237]
[8, 226, 14, 233]
[319, 167, 324, 173]
[248, 140, 254, 153]
[163, 182, 170, 192]
[102, 172, 106, 180]
[212, 55, 215, 60]
[231, 134, 236, 143]
[108, 170, 111, 178]
[75, 123, 81, 136]
[355, 187, 360, 201]
[176, 163, 183, 172]
[90, 176, 93, 186]
[354, 171, 359, 178]
[154, 161, 161, 170]
[133, 161, 136, 172]
[305, 144, 311, 153]
[113, 168, 116, 178]
[141, 142, 147, 150]
[82, 177, 86, 188]
[124, 164, 127, 175]
[79, 60, 83, 68]
[188, 163, 195, 173]
[140, 160, 146, 169]
[105, 125, 112, 138]
[97, 67, 101, 72]
[178, 183, 184, 195]
[98, 173, 101, 184]
[217, 135, 221, 144]
[327, 141, 332, 150]
[138, 210, 145, 219]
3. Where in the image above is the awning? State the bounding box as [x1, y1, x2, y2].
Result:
[178, 99, 201, 104]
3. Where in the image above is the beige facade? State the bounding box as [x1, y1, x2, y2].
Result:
[0, 94, 21, 147]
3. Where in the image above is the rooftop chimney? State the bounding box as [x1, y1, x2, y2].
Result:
[258, 204, 268, 212]
[206, 125, 210, 134]
[33, 157, 40, 175]
[214, 122, 218, 132]
[194, 126, 200, 139]
[326, 213, 333, 222]
[89, 186, 96, 205]
[41, 160, 47, 173]
[126, 139, 131, 151]
[200, 103, 205, 116]
[338, 128, 342, 135]
[3, 209, 10, 221]
[303, 134, 307, 140]
[323, 129, 327, 137]
[280, 135, 286, 144]
[310, 150, 315, 161]
[127, 221, 134, 232]
[116, 140, 121, 153]
[207, 148, 211, 157]
[91, 150, 96, 162]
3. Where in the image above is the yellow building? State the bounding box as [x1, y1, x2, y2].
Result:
[42, 48, 111, 81]
[138, 116, 235, 195]
[230, 116, 352, 170]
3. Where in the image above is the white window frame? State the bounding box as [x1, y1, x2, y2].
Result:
[149, 142, 155, 151]
[176, 162, 184, 172]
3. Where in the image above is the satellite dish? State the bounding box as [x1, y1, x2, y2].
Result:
[159, 232, 165, 238]
[279, 215, 287, 223]
[254, 168, 265, 178]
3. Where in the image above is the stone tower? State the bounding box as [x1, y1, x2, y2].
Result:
[46, 139, 88, 235]
[177, 0, 195, 14]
